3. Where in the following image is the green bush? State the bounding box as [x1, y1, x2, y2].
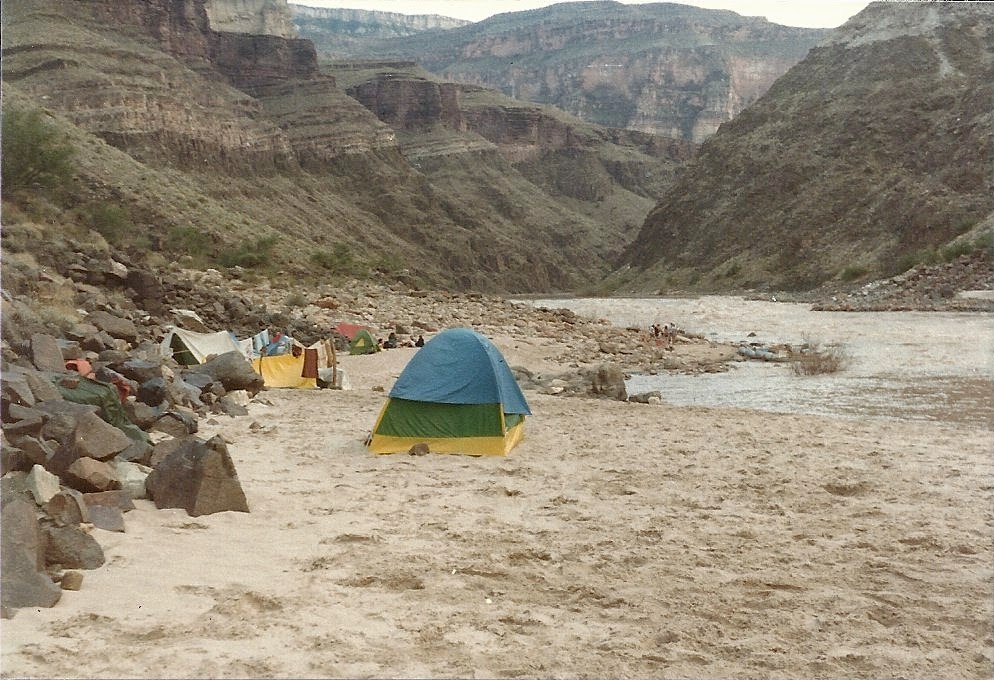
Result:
[310, 243, 367, 276]
[839, 264, 869, 282]
[218, 235, 278, 269]
[81, 203, 130, 245]
[973, 232, 993, 255]
[939, 240, 974, 262]
[1, 108, 75, 193]
[166, 226, 213, 257]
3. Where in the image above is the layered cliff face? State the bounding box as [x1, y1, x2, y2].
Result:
[290, 4, 469, 48]
[2, 0, 392, 173]
[205, 0, 296, 38]
[3, 0, 692, 292]
[296, 1, 826, 143]
[618, 2, 994, 292]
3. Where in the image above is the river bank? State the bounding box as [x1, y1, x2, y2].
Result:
[2, 295, 992, 679]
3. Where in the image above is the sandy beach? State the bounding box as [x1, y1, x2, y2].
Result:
[2, 329, 992, 679]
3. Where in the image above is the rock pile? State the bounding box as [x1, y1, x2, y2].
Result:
[805, 252, 994, 312]
[0, 329, 260, 614]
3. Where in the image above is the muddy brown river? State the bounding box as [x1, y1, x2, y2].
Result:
[525, 296, 993, 426]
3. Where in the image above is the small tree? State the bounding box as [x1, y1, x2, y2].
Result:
[2, 108, 75, 193]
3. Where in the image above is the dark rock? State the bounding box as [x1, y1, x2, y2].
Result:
[17, 436, 57, 467]
[44, 525, 105, 570]
[1, 413, 44, 440]
[166, 376, 204, 409]
[1, 371, 36, 415]
[190, 351, 264, 395]
[149, 436, 194, 469]
[44, 489, 90, 526]
[66, 411, 133, 462]
[0, 472, 34, 506]
[112, 358, 162, 384]
[145, 435, 249, 516]
[80, 330, 116, 353]
[116, 437, 153, 466]
[124, 399, 163, 430]
[88, 505, 125, 533]
[136, 377, 168, 406]
[65, 322, 100, 343]
[82, 489, 135, 513]
[1, 444, 30, 475]
[97, 349, 132, 365]
[85, 311, 139, 345]
[30, 333, 66, 372]
[1, 498, 61, 609]
[152, 410, 198, 437]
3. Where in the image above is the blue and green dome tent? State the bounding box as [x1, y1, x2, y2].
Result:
[367, 328, 531, 456]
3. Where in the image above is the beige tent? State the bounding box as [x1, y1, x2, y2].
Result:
[160, 327, 245, 365]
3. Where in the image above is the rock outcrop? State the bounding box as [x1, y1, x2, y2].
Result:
[206, 0, 296, 38]
[297, 1, 826, 142]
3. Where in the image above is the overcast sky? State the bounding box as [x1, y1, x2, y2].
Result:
[289, 1, 873, 28]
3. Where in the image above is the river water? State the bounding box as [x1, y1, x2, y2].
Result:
[524, 296, 994, 426]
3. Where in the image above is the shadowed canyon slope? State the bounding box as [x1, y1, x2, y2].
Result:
[4, 0, 990, 298]
[615, 1, 994, 293]
[292, 1, 827, 143]
[2, 0, 691, 293]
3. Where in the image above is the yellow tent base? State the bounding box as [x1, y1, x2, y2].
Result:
[369, 421, 525, 456]
[251, 354, 317, 389]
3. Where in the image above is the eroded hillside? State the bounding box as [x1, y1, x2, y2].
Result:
[2, 0, 689, 294]
[616, 2, 994, 293]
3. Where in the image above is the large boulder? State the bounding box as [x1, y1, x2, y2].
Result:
[84, 311, 139, 346]
[145, 435, 249, 517]
[63, 457, 121, 493]
[30, 333, 66, 372]
[590, 363, 628, 401]
[189, 352, 264, 396]
[1, 498, 61, 609]
[44, 525, 105, 570]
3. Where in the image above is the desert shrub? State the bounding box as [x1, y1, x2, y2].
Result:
[939, 240, 974, 262]
[892, 247, 939, 275]
[218, 235, 278, 269]
[166, 226, 212, 257]
[973, 231, 993, 255]
[284, 291, 308, 308]
[372, 252, 403, 274]
[1, 108, 75, 193]
[790, 338, 850, 376]
[839, 264, 869, 282]
[310, 243, 366, 276]
[81, 203, 130, 245]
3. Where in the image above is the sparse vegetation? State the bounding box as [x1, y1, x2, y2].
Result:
[284, 291, 308, 308]
[1, 107, 75, 194]
[310, 244, 367, 277]
[218, 235, 278, 269]
[80, 203, 130, 246]
[166, 226, 213, 260]
[789, 338, 850, 376]
[840, 264, 869, 282]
